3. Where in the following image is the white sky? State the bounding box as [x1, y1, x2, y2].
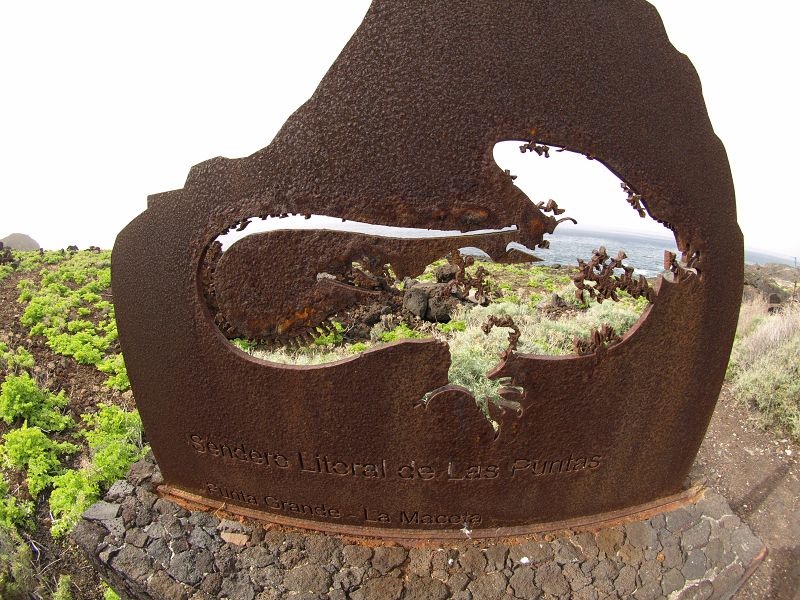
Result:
[1, 1, 798, 259]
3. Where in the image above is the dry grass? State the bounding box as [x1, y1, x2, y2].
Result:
[729, 301, 800, 441]
[735, 295, 769, 343]
[254, 346, 358, 366]
[253, 297, 648, 410]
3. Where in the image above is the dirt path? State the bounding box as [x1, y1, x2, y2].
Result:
[697, 388, 800, 599]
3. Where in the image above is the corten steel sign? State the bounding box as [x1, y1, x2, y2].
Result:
[113, 1, 742, 538]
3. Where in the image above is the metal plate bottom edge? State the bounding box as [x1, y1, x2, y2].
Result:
[158, 484, 706, 542]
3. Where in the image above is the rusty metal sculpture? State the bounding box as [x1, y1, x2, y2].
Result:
[113, 1, 742, 538]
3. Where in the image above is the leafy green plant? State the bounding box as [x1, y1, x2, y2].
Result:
[50, 405, 146, 537]
[232, 338, 258, 353]
[0, 344, 34, 373]
[0, 374, 74, 431]
[313, 321, 345, 345]
[104, 583, 122, 600]
[82, 405, 146, 485]
[0, 477, 33, 530]
[437, 320, 466, 334]
[528, 293, 544, 306]
[15, 280, 34, 303]
[17, 251, 117, 374]
[0, 423, 79, 497]
[49, 470, 100, 539]
[379, 323, 428, 342]
[47, 330, 107, 365]
[348, 342, 369, 353]
[496, 293, 521, 304]
[97, 354, 130, 391]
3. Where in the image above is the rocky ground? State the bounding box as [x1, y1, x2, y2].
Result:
[697, 389, 799, 599]
[74, 453, 766, 600]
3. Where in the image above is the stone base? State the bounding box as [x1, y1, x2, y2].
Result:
[72, 455, 765, 600]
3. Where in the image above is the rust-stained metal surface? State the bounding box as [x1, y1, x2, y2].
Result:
[112, 0, 742, 535]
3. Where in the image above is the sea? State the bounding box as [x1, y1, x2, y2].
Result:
[480, 230, 677, 277]
[469, 230, 796, 277]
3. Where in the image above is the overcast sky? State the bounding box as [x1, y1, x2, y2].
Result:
[1, 1, 797, 259]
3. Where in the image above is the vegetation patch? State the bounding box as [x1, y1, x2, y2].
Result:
[17, 251, 119, 381]
[0, 373, 74, 432]
[0, 478, 33, 531]
[50, 404, 147, 538]
[0, 344, 34, 374]
[0, 423, 79, 497]
[0, 249, 145, 598]
[0, 524, 36, 600]
[728, 301, 800, 441]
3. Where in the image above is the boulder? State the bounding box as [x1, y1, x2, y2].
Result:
[402, 282, 458, 322]
[434, 263, 460, 283]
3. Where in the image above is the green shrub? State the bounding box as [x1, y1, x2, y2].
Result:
[15, 279, 34, 300]
[0, 374, 73, 431]
[0, 424, 79, 497]
[97, 354, 130, 391]
[104, 583, 122, 600]
[66, 319, 93, 333]
[0, 344, 34, 374]
[231, 338, 258, 353]
[80, 291, 102, 304]
[348, 342, 369, 353]
[380, 323, 427, 342]
[82, 404, 144, 451]
[437, 320, 466, 334]
[49, 470, 100, 539]
[47, 330, 107, 365]
[91, 442, 142, 487]
[0, 265, 14, 282]
[10, 249, 69, 273]
[83, 405, 146, 483]
[16, 251, 116, 377]
[527, 266, 572, 293]
[49, 406, 146, 537]
[528, 293, 544, 306]
[496, 293, 521, 304]
[313, 322, 345, 346]
[0, 478, 33, 530]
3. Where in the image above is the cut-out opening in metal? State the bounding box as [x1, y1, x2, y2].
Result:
[200, 142, 699, 422]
